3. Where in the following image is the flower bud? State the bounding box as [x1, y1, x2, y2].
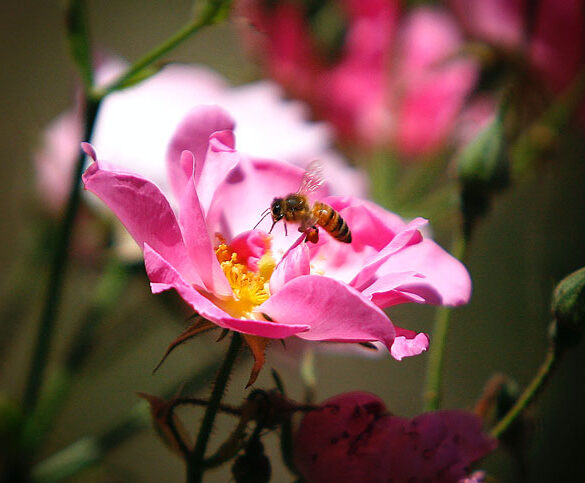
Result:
[457, 110, 510, 238]
[231, 435, 271, 483]
[550, 267, 585, 349]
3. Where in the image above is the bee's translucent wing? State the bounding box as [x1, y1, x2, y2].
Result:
[298, 160, 325, 195]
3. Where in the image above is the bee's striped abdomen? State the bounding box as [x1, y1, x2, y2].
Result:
[313, 201, 352, 243]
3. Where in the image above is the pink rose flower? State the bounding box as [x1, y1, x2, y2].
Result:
[239, 0, 478, 156]
[450, 0, 585, 95]
[36, 60, 365, 213]
[82, 106, 471, 380]
[294, 392, 497, 483]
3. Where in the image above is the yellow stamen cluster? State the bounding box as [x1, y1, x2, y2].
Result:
[215, 242, 272, 318]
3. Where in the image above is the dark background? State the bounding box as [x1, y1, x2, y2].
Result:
[1, 1, 584, 481]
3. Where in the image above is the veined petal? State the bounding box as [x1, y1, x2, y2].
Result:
[206, 156, 310, 239]
[82, 152, 201, 286]
[350, 217, 427, 291]
[376, 239, 472, 306]
[270, 243, 310, 294]
[228, 230, 271, 271]
[145, 244, 310, 339]
[178, 161, 232, 298]
[166, 105, 236, 200]
[391, 327, 429, 360]
[259, 275, 395, 351]
[195, 133, 240, 217]
[362, 271, 429, 308]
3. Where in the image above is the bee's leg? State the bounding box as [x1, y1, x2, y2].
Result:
[305, 226, 319, 244]
[283, 222, 288, 236]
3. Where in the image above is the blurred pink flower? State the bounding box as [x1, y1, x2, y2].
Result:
[239, 0, 478, 156]
[450, 0, 585, 95]
[35, 60, 365, 212]
[34, 58, 125, 211]
[35, 111, 83, 213]
[294, 392, 496, 483]
[82, 106, 471, 366]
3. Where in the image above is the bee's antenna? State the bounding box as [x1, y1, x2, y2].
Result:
[253, 208, 271, 230]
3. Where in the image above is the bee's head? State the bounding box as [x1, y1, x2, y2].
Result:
[270, 197, 284, 222]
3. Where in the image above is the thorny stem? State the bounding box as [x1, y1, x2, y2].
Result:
[187, 333, 242, 483]
[423, 233, 468, 412]
[490, 344, 559, 439]
[175, 397, 242, 417]
[165, 397, 243, 457]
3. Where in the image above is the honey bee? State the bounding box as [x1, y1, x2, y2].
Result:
[255, 162, 352, 244]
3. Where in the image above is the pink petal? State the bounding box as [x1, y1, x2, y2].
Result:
[259, 275, 395, 350]
[206, 156, 310, 239]
[82, 158, 201, 286]
[362, 271, 431, 307]
[166, 105, 235, 200]
[294, 393, 496, 483]
[395, 63, 477, 156]
[449, 0, 525, 49]
[178, 164, 232, 297]
[350, 217, 427, 291]
[397, 7, 463, 77]
[384, 410, 497, 481]
[376, 239, 472, 306]
[393, 8, 477, 156]
[194, 133, 241, 217]
[293, 391, 394, 483]
[328, 197, 403, 251]
[390, 328, 429, 360]
[144, 244, 310, 338]
[36, 113, 81, 212]
[228, 230, 271, 271]
[81, 141, 97, 161]
[270, 243, 310, 294]
[530, 0, 585, 93]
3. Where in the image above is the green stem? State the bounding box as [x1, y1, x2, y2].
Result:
[423, 233, 468, 412]
[95, 0, 232, 98]
[368, 150, 400, 210]
[187, 333, 242, 483]
[23, 97, 101, 411]
[490, 344, 558, 439]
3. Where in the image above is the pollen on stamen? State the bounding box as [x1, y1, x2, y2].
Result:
[214, 242, 271, 318]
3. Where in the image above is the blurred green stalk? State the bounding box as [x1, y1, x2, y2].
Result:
[490, 345, 557, 439]
[31, 359, 221, 482]
[96, 0, 233, 98]
[22, 259, 135, 453]
[423, 233, 467, 412]
[24, 0, 234, 414]
[23, 0, 97, 411]
[23, 97, 100, 411]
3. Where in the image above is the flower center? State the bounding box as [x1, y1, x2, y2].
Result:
[215, 242, 273, 319]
